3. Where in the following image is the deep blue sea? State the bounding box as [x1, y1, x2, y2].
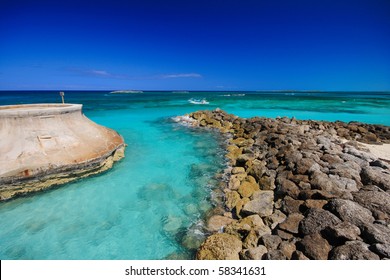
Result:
[0, 91, 389, 259]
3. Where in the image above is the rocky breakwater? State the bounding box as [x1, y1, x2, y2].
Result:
[176, 109, 390, 260]
[0, 104, 125, 200]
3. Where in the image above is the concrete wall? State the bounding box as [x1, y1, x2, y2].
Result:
[0, 104, 125, 200]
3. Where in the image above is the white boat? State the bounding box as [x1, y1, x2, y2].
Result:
[188, 98, 209, 105]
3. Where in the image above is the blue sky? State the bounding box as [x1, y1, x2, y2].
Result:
[0, 0, 389, 91]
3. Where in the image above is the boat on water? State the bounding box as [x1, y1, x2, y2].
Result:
[188, 98, 209, 105]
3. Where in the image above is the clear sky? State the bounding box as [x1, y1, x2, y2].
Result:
[0, 0, 389, 91]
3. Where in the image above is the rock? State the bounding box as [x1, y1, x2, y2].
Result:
[196, 233, 242, 260]
[326, 198, 374, 228]
[281, 196, 304, 215]
[323, 222, 361, 244]
[360, 223, 390, 244]
[258, 175, 276, 190]
[238, 180, 259, 198]
[240, 245, 268, 260]
[235, 197, 250, 218]
[264, 210, 287, 229]
[207, 215, 234, 232]
[260, 234, 282, 250]
[242, 190, 274, 217]
[279, 241, 296, 259]
[225, 214, 271, 238]
[360, 166, 390, 191]
[276, 178, 300, 199]
[353, 190, 390, 217]
[295, 158, 320, 175]
[370, 243, 390, 258]
[243, 229, 259, 249]
[291, 250, 310, 260]
[297, 233, 332, 260]
[228, 175, 242, 190]
[303, 199, 328, 210]
[275, 229, 294, 240]
[247, 160, 267, 181]
[263, 250, 287, 260]
[278, 213, 305, 234]
[225, 191, 241, 211]
[310, 171, 349, 197]
[299, 189, 337, 200]
[231, 137, 253, 148]
[329, 241, 380, 260]
[299, 208, 341, 235]
[232, 167, 246, 174]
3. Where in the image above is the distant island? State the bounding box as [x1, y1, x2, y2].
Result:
[110, 90, 143, 94]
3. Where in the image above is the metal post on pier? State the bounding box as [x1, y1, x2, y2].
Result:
[60, 92, 65, 104]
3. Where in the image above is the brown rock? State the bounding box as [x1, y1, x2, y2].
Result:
[329, 241, 380, 260]
[242, 190, 274, 217]
[361, 223, 390, 244]
[235, 197, 250, 218]
[299, 208, 341, 235]
[353, 190, 390, 217]
[243, 229, 259, 248]
[196, 233, 242, 260]
[232, 167, 246, 174]
[323, 222, 361, 243]
[260, 234, 282, 250]
[297, 233, 331, 260]
[278, 213, 305, 234]
[360, 166, 390, 191]
[264, 250, 287, 260]
[258, 175, 276, 190]
[370, 243, 390, 258]
[264, 209, 287, 229]
[326, 198, 374, 228]
[295, 158, 320, 175]
[238, 180, 259, 198]
[240, 245, 268, 260]
[225, 214, 271, 239]
[225, 191, 241, 211]
[279, 241, 296, 259]
[275, 229, 294, 240]
[291, 250, 310, 260]
[303, 199, 328, 210]
[276, 178, 300, 199]
[207, 215, 234, 232]
[281, 196, 304, 215]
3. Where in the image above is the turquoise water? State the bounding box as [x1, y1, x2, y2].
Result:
[0, 91, 389, 259]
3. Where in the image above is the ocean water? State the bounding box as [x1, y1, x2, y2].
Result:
[0, 91, 389, 259]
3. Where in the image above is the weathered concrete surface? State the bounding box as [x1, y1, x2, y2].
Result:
[0, 104, 125, 200]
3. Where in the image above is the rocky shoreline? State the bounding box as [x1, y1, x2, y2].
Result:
[176, 109, 390, 260]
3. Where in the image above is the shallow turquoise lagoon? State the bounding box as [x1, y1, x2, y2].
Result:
[0, 91, 389, 259]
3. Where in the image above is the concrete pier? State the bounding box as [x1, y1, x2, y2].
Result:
[0, 104, 125, 200]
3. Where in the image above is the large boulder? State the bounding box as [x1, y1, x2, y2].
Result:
[360, 223, 390, 245]
[196, 233, 242, 260]
[353, 190, 390, 219]
[326, 198, 374, 228]
[206, 215, 234, 232]
[299, 208, 341, 235]
[242, 190, 274, 217]
[323, 222, 361, 243]
[360, 166, 390, 191]
[278, 213, 305, 234]
[297, 233, 332, 260]
[329, 241, 380, 260]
